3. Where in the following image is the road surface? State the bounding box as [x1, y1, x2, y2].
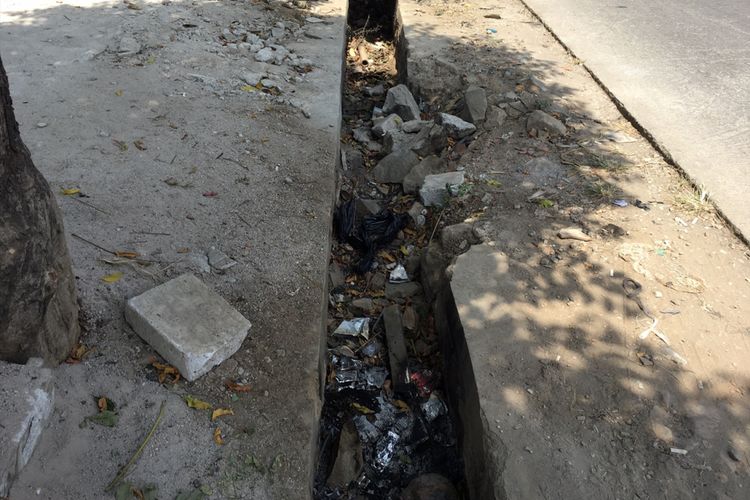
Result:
[522, 0, 750, 239]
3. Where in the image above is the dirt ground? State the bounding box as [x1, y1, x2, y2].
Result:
[399, 0, 750, 498]
[1, 0, 345, 498]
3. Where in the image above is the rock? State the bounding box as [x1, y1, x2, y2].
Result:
[35, 122, 48, 129]
[329, 263, 345, 289]
[484, 106, 507, 130]
[408, 202, 426, 227]
[207, 247, 237, 272]
[241, 71, 264, 86]
[403, 156, 446, 194]
[402, 120, 431, 133]
[371, 149, 420, 183]
[402, 473, 459, 500]
[125, 274, 252, 381]
[0, 359, 54, 498]
[437, 113, 476, 139]
[604, 130, 638, 143]
[518, 90, 536, 111]
[441, 223, 480, 255]
[372, 113, 402, 138]
[350, 298, 374, 315]
[557, 227, 591, 242]
[411, 124, 447, 156]
[523, 157, 564, 184]
[459, 86, 488, 124]
[352, 127, 372, 144]
[402, 306, 418, 331]
[326, 420, 363, 488]
[270, 27, 285, 39]
[420, 171, 465, 207]
[254, 47, 274, 63]
[117, 36, 141, 55]
[382, 305, 409, 390]
[385, 281, 422, 299]
[405, 252, 422, 277]
[526, 110, 566, 136]
[383, 84, 421, 121]
[364, 83, 385, 97]
[383, 129, 412, 155]
[420, 242, 449, 301]
[369, 272, 386, 290]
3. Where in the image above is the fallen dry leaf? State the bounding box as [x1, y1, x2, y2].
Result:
[211, 408, 234, 421]
[61, 188, 80, 196]
[213, 427, 225, 445]
[66, 343, 93, 364]
[176, 247, 190, 254]
[112, 139, 128, 152]
[202, 191, 218, 197]
[102, 271, 124, 283]
[114, 89, 124, 96]
[184, 395, 211, 410]
[133, 139, 147, 151]
[115, 251, 140, 259]
[150, 359, 181, 384]
[351, 402, 374, 415]
[393, 399, 410, 412]
[224, 380, 252, 393]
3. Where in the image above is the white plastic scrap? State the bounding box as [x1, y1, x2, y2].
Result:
[389, 264, 409, 284]
[333, 318, 370, 338]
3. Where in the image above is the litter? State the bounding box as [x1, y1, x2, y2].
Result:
[421, 393, 447, 422]
[389, 264, 409, 283]
[670, 447, 688, 455]
[613, 199, 629, 207]
[333, 318, 370, 338]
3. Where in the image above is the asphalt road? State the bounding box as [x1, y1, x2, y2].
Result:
[522, 0, 750, 239]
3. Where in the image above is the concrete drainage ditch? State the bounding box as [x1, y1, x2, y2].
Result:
[313, 1, 486, 498]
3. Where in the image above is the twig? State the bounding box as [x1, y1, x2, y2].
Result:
[428, 207, 446, 245]
[218, 155, 248, 171]
[133, 231, 171, 236]
[69, 196, 111, 215]
[71, 233, 116, 255]
[105, 400, 166, 491]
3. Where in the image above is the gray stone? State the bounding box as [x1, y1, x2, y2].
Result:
[0, 359, 54, 497]
[352, 127, 372, 144]
[460, 86, 488, 124]
[437, 113, 476, 139]
[350, 298, 374, 315]
[383, 129, 412, 155]
[125, 274, 252, 381]
[526, 110, 567, 136]
[117, 36, 141, 55]
[364, 84, 385, 97]
[254, 47, 274, 63]
[483, 106, 507, 130]
[402, 473, 459, 500]
[402, 120, 432, 133]
[329, 263, 345, 289]
[271, 27, 285, 39]
[519, 90, 537, 111]
[420, 171, 465, 207]
[403, 156, 446, 194]
[207, 247, 237, 272]
[371, 149, 420, 183]
[523, 157, 564, 184]
[441, 223, 480, 255]
[420, 242, 449, 301]
[382, 305, 409, 390]
[326, 420, 362, 487]
[372, 113, 402, 138]
[383, 84, 421, 121]
[385, 281, 423, 299]
[411, 124, 447, 156]
[408, 202, 427, 226]
[241, 71, 265, 86]
[557, 227, 591, 242]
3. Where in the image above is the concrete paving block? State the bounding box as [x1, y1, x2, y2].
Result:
[0, 359, 55, 497]
[125, 274, 252, 381]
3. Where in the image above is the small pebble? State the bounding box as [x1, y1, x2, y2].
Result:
[36, 122, 48, 128]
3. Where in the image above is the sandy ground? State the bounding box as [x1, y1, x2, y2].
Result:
[400, 0, 750, 498]
[1, 0, 344, 498]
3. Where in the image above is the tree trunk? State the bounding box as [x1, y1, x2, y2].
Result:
[0, 54, 80, 364]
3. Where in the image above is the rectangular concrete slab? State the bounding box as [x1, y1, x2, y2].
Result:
[125, 273, 251, 381]
[0, 359, 54, 497]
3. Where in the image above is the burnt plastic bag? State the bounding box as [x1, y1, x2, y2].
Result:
[335, 200, 409, 273]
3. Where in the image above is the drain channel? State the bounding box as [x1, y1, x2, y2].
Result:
[314, 1, 467, 499]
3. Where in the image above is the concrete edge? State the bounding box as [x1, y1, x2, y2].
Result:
[517, 0, 749, 246]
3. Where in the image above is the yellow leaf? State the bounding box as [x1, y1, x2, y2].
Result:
[378, 250, 395, 263]
[393, 399, 410, 412]
[351, 402, 374, 415]
[146, 55, 156, 64]
[102, 272, 123, 283]
[211, 408, 234, 421]
[240, 85, 257, 92]
[115, 251, 140, 259]
[115, 89, 123, 96]
[399, 245, 410, 256]
[485, 179, 502, 187]
[62, 188, 80, 196]
[213, 427, 225, 445]
[185, 395, 211, 410]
